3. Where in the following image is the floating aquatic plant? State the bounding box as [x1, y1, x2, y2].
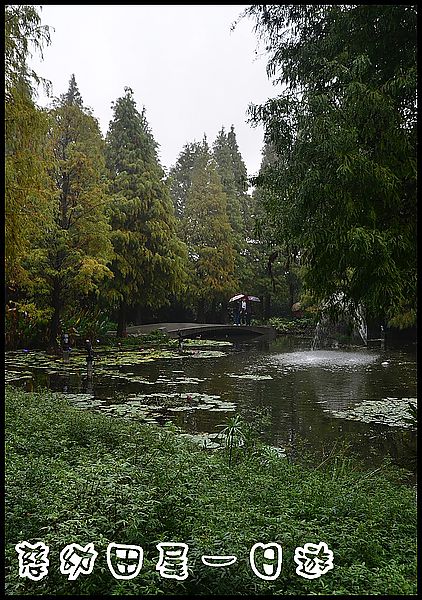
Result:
[325, 397, 417, 428]
[228, 373, 273, 380]
[4, 347, 228, 389]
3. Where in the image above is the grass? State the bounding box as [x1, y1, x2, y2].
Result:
[5, 386, 417, 596]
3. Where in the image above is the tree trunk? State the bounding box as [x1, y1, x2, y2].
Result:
[197, 298, 205, 323]
[49, 279, 62, 353]
[287, 273, 295, 313]
[264, 293, 271, 320]
[117, 303, 128, 337]
[210, 298, 217, 323]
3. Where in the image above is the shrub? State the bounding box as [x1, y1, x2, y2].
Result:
[268, 316, 315, 334]
[5, 302, 52, 349]
[61, 309, 117, 346]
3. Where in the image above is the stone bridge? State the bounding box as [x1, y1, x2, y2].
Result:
[125, 322, 276, 339]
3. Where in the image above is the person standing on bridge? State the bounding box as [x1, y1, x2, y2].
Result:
[240, 298, 247, 325]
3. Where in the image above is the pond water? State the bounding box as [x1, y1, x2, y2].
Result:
[5, 335, 417, 469]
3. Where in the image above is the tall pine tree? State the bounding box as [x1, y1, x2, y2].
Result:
[105, 87, 187, 336]
[212, 128, 243, 241]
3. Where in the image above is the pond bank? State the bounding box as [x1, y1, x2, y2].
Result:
[5, 387, 417, 596]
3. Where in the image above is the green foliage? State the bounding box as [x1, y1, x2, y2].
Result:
[61, 309, 117, 344]
[112, 330, 170, 347]
[167, 141, 202, 220]
[213, 126, 252, 283]
[248, 141, 305, 315]
[180, 140, 237, 317]
[105, 87, 188, 334]
[5, 302, 52, 349]
[268, 316, 315, 335]
[5, 387, 417, 595]
[5, 4, 51, 93]
[216, 414, 246, 467]
[5, 90, 55, 286]
[5, 5, 54, 287]
[169, 130, 274, 320]
[23, 75, 114, 348]
[242, 5, 417, 327]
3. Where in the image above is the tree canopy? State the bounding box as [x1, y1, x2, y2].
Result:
[105, 87, 187, 335]
[5, 4, 416, 350]
[243, 4, 417, 327]
[24, 75, 114, 348]
[181, 140, 237, 320]
[5, 5, 53, 288]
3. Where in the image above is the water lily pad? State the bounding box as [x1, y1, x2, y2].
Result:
[189, 350, 227, 358]
[182, 339, 233, 348]
[325, 397, 417, 428]
[5, 371, 33, 383]
[175, 377, 205, 384]
[228, 374, 273, 380]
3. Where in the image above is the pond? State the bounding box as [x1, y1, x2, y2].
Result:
[5, 335, 417, 469]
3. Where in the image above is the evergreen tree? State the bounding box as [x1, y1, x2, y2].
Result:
[25, 76, 114, 349]
[5, 4, 50, 93]
[168, 141, 202, 220]
[226, 125, 253, 230]
[212, 125, 274, 309]
[181, 140, 237, 321]
[105, 87, 187, 336]
[212, 126, 253, 293]
[62, 73, 83, 107]
[213, 127, 244, 235]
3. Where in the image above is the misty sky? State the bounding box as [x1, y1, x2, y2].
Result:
[29, 5, 279, 177]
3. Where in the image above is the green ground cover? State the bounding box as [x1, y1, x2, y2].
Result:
[5, 387, 417, 596]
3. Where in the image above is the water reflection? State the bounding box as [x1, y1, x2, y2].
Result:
[272, 349, 377, 367]
[6, 335, 417, 469]
[169, 338, 416, 468]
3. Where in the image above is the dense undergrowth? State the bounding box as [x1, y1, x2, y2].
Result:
[5, 387, 417, 595]
[266, 317, 315, 335]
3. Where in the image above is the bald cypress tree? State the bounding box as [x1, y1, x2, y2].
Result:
[62, 73, 83, 107]
[105, 87, 187, 335]
[181, 140, 237, 321]
[212, 127, 244, 241]
[226, 125, 254, 231]
[25, 75, 114, 349]
[213, 126, 258, 296]
[168, 141, 202, 220]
